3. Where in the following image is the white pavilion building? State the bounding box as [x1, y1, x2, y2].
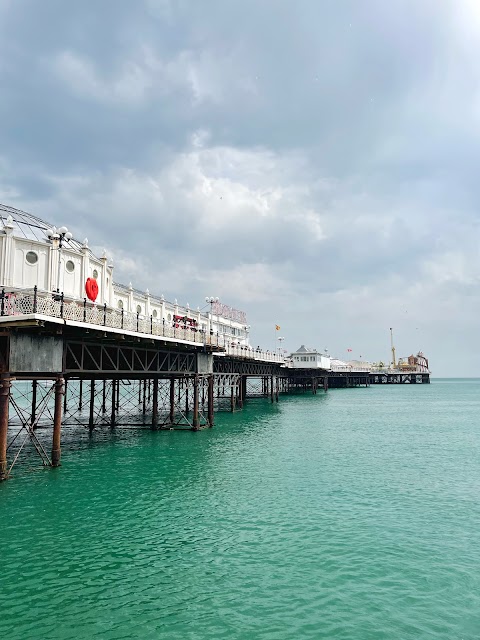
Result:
[0, 203, 250, 347]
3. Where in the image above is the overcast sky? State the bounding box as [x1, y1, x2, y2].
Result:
[1, 0, 479, 375]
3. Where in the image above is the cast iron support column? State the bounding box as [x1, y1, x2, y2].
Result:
[169, 377, 175, 425]
[0, 375, 11, 480]
[185, 381, 189, 415]
[208, 375, 214, 427]
[63, 379, 68, 413]
[102, 380, 106, 413]
[88, 379, 95, 431]
[116, 380, 120, 411]
[78, 379, 83, 411]
[31, 379, 37, 428]
[151, 377, 159, 430]
[142, 378, 147, 415]
[237, 376, 243, 409]
[51, 377, 64, 468]
[324, 375, 328, 392]
[192, 375, 200, 430]
[230, 384, 235, 412]
[110, 379, 116, 428]
[270, 375, 274, 403]
[275, 376, 279, 402]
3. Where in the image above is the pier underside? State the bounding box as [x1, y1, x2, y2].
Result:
[0, 326, 430, 479]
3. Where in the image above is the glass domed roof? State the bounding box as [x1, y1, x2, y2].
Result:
[0, 202, 85, 252]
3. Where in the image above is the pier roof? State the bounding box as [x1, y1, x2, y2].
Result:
[0, 202, 87, 254]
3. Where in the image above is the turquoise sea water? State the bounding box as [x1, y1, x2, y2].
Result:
[1, 379, 480, 639]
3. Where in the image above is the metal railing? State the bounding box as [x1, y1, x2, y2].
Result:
[0, 286, 288, 364]
[0, 286, 207, 345]
[223, 342, 286, 363]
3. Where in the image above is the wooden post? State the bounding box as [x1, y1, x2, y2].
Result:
[192, 375, 199, 430]
[208, 375, 214, 427]
[88, 379, 95, 430]
[169, 377, 175, 424]
[0, 375, 11, 480]
[51, 377, 64, 467]
[151, 377, 159, 429]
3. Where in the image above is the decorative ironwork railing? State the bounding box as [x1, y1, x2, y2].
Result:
[0, 287, 287, 364]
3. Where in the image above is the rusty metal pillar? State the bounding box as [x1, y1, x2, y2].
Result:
[237, 376, 243, 409]
[110, 379, 116, 428]
[169, 377, 175, 424]
[192, 375, 200, 430]
[142, 378, 147, 415]
[31, 379, 37, 428]
[78, 379, 83, 411]
[208, 374, 214, 427]
[102, 379, 106, 413]
[88, 379, 95, 431]
[51, 377, 64, 468]
[0, 375, 11, 480]
[63, 379, 68, 413]
[151, 377, 159, 429]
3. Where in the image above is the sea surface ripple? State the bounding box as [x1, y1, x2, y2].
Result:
[1, 379, 480, 639]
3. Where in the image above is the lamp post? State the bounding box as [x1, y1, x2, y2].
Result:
[277, 336, 285, 354]
[244, 324, 251, 346]
[205, 296, 219, 340]
[47, 225, 73, 293]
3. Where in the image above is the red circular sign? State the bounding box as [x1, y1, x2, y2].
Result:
[85, 278, 99, 302]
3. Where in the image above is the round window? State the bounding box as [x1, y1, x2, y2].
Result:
[167, 313, 172, 321]
[25, 251, 38, 265]
[92, 269, 99, 279]
[136, 305, 142, 314]
[117, 300, 123, 309]
[66, 260, 75, 273]
[152, 309, 158, 318]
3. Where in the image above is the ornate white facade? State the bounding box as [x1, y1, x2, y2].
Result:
[0, 204, 250, 347]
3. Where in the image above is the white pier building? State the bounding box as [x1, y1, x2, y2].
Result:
[0, 204, 284, 361]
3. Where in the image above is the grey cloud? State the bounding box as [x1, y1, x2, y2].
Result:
[1, 0, 480, 374]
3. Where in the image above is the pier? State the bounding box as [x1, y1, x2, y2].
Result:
[0, 204, 430, 479]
